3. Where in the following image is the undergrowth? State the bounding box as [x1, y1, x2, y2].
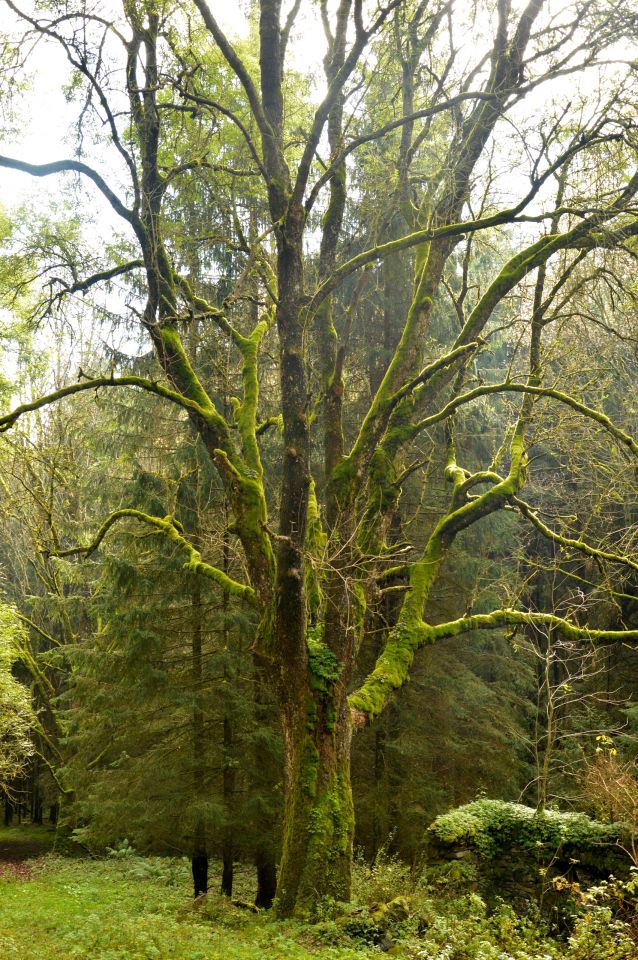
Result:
[0, 826, 637, 959]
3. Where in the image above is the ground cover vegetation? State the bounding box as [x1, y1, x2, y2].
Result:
[2, 824, 638, 959]
[1, 0, 638, 949]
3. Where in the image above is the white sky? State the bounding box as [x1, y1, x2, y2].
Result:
[0, 1, 323, 207]
[0, 0, 635, 375]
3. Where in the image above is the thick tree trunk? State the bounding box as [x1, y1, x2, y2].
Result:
[275, 701, 354, 917]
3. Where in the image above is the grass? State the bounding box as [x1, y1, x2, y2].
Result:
[0, 841, 375, 960]
[0, 820, 56, 847]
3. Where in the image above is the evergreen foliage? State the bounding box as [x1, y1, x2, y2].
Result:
[0, 604, 35, 791]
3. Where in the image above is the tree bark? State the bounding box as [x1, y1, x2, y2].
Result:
[275, 692, 354, 917]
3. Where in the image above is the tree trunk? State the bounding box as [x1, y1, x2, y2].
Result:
[220, 710, 235, 897]
[191, 576, 209, 897]
[192, 819, 209, 898]
[275, 701, 354, 917]
[252, 654, 280, 909]
[255, 857, 278, 909]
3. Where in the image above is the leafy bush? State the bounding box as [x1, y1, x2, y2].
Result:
[429, 800, 623, 863]
[351, 842, 414, 904]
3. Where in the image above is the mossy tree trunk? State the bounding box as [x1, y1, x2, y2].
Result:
[276, 681, 355, 916]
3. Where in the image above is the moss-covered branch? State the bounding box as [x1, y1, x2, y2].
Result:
[15, 614, 61, 648]
[348, 341, 479, 471]
[512, 496, 638, 574]
[0, 374, 213, 433]
[351, 390, 534, 723]
[424, 609, 638, 644]
[410, 381, 638, 456]
[350, 608, 638, 723]
[311, 182, 638, 313]
[390, 342, 480, 407]
[235, 317, 273, 477]
[51, 508, 256, 604]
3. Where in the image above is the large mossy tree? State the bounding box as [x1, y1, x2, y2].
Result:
[2, 0, 638, 917]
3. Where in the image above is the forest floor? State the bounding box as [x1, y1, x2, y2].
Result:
[0, 823, 636, 959]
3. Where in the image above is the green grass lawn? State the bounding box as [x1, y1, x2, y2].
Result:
[0, 849, 376, 960]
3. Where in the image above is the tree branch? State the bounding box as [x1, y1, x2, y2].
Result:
[50, 508, 256, 603]
[350, 608, 638, 724]
[410, 381, 638, 457]
[512, 496, 638, 574]
[0, 155, 135, 225]
[0, 375, 213, 433]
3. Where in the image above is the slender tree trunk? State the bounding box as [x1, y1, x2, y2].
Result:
[252, 657, 279, 909]
[192, 822, 209, 899]
[220, 706, 235, 897]
[191, 576, 209, 897]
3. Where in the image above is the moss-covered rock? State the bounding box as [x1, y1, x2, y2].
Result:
[425, 799, 629, 916]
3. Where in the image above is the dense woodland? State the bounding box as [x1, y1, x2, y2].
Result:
[2, 0, 638, 949]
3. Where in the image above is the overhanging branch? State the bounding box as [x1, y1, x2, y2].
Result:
[0, 375, 212, 433]
[512, 496, 638, 574]
[350, 607, 638, 724]
[411, 381, 638, 457]
[0, 155, 135, 225]
[49, 508, 256, 604]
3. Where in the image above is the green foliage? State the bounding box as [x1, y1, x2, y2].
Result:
[429, 800, 623, 863]
[0, 603, 36, 790]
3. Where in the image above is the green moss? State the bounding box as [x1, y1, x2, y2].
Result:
[348, 615, 429, 721]
[305, 480, 327, 620]
[328, 455, 358, 510]
[352, 582, 366, 637]
[158, 326, 217, 416]
[300, 738, 321, 799]
[305, 696, 318, 731]
[295, 770, 355, 917]
[236, 320, 269, 477]
[430, 800, 624, 863]
[307, 627, 341, 732]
